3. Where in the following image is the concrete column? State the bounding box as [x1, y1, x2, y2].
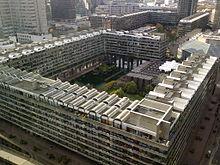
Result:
[131, 58, 134, 69]
[114, 56, 117, 65]
[136, 59, 139, 67]
[127, 58, 130, 71]
[140, 60, 143, 65]
[119, 57, 121, 69]
[122, 57, 125, 69]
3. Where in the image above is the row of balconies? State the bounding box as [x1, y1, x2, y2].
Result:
[167, 67, 216, 164]
[0, 108, 151, 165]
[0, 101, 167, 164]
[0, 102, 166, 164]
[0, 89, 168, 160]
[0, 84, 170, 150]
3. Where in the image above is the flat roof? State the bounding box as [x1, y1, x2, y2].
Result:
[0, 52, 217, 144]
[179, 12, 209, 23]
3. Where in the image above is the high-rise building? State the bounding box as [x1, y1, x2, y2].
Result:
[213, 0, 220, 29]
[95, 2, 140, 16]
[51, 0, 76, 22]
[0, 0, 48, 38]
[177, 0, 198, 19]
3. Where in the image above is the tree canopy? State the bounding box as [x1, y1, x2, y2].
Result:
[156, 23, 164, 33]
[112, 88, 125, 98]
[124, 81, 137, 94]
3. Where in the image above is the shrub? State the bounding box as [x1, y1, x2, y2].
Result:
[112, 88, 125, 98]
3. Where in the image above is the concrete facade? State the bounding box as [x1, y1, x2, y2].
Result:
[178, 12, 210, 36]
[0, 53, 217, 165]
[95, 2, 140, 15]
[51, 0, 76, 22]
[177, 0, 198, 19]
[0, 0, 48, 37]
[90, 11, 179, 30]
[0, 30, 168, 81]
[213, 0, 220, 29]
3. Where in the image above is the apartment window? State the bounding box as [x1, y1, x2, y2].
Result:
[126, 127, 136, 134]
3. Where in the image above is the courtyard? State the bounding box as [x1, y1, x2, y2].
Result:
[72, 64, 154, 101]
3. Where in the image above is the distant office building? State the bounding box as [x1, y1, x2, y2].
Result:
[213, 0, 220, 29]
[155, 0, 165, 6]
[51, 0, 76, 22]
[46, 0, 53, 25]
[76, 0, 90, 17]
[89, 0, 105, 13]
[95, 2, 140, 16]
[0, 37, 16, 52]
[17, 33, 53, 44]
[178, 12, 209, 36]
[178, 0, 198, 19]
[0, 0, 48, 37]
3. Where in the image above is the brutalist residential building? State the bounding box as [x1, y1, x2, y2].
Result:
[90, 11, 179, 30]
[0, 52, 217, 165]
[103, 31, 167, 60]
[178, 12, 210, 36]
[0, 30, 168, 81]
[2, 31, 105, 81]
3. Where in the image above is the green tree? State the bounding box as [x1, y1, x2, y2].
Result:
[145, 84, 154, 94]
[112, 88, 125, 98]
[124, 81, 137, 94]
[167, 30, 177, 42]
[156, 23, 164, 33]
[98, 64, 109, 74]
[104, 80, 117, 90]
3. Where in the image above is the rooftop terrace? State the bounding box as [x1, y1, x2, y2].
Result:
[148, 53, 217, 112]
